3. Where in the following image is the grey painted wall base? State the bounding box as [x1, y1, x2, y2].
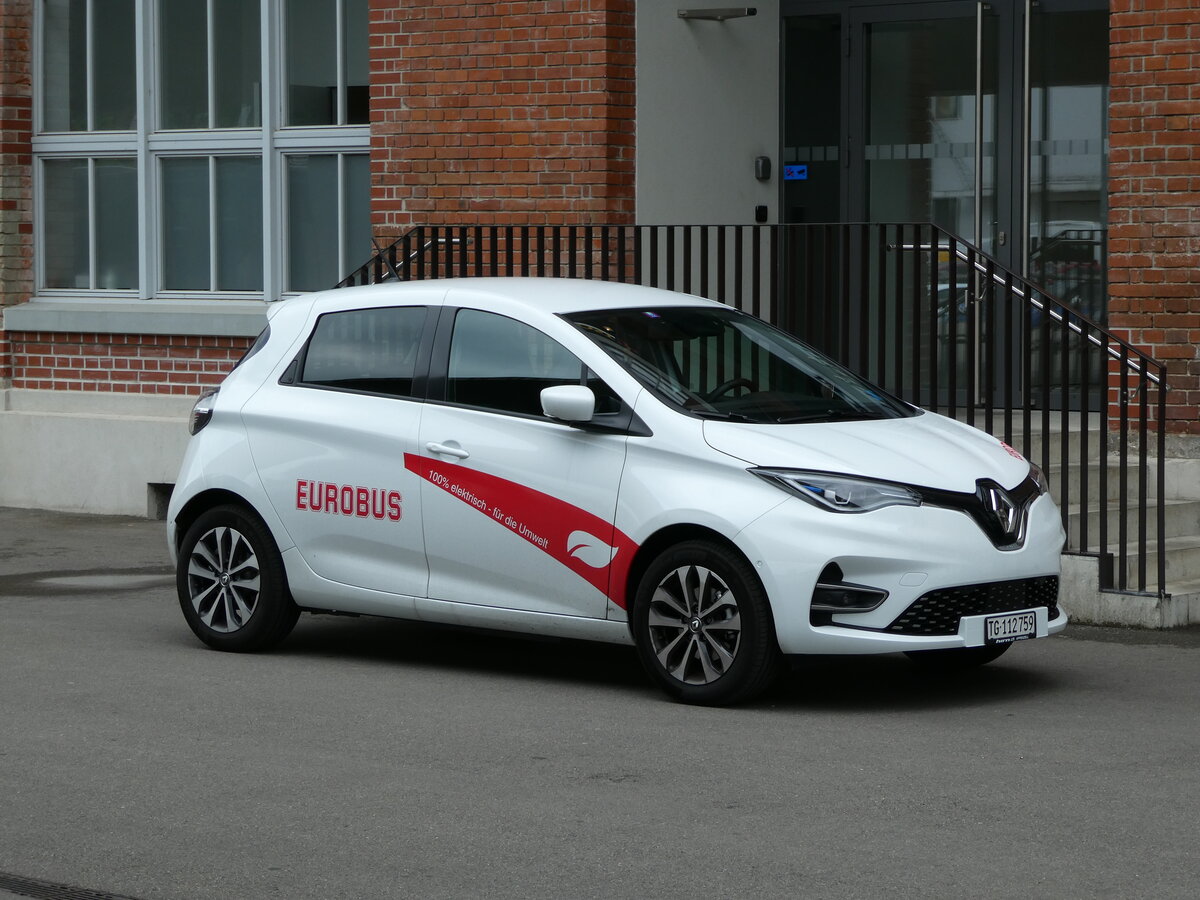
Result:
[1061, 554, 1198, 628]
[0, 389, 191, 518]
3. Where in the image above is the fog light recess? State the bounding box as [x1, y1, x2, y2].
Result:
[811, 563, 888, 615]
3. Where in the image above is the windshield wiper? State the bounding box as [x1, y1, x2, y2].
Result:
[689, 409, 757, 423]
[776, 409, 889, 424]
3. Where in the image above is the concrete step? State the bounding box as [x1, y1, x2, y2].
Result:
[1046, 457, 1200, 506]
[1048, 461, 1152, 505]
[965, 415, 1102, 463]
[1001, 424, 1105, 467]
[1065, 497, 1200, 546]
[1161, 578, 1200, 623]
[1115, 535, 1200, 590]
[1060, 554, 1197, 627]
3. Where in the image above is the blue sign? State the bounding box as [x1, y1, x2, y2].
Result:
[784, 165, 809, 181]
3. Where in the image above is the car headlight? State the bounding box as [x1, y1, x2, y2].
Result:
[750, 468, 922, 513]
[1029, 461, 1049, 494]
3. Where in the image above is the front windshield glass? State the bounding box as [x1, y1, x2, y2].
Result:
[566, 306, 916, 425]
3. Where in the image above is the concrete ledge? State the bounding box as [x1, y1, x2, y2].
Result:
[2, 299, 269, 338]
[3, 388, 194, 418]
[1061, 554, 1195, 628]
[0, 389, 191, 517]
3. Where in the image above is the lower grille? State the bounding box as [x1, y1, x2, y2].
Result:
[885, 576, 1059, 636]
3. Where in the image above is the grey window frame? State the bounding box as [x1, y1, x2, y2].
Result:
[31, 0, 370, 304]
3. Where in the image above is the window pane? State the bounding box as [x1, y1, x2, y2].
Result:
[159, 0, 209, 129]
[342, 153, 370, 275]
[213, 0, 262, 128]
[286, 0, 337, 126]
[286, 154, 338, 291]
[302, 307, 427, 397]
[344, 0, 368, 124]
[94, 158, 138, 289]
[448, 311, 583, 416]
[42, 0, 88, 132]
[92, 0, 136, 130]
[215, 157, 263, 290]
[42, 158, 90, 288]
[162, 157, 211, 290]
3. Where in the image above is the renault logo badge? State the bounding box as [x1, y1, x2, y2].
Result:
[982, 484, 1019, 537]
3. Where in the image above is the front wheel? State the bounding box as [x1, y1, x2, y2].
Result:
[632, 540, 780, 706]
[904, 643, 1010, 670]
[176, 505, 299, 652]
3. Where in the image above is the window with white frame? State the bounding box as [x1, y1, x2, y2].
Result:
[34, 0, 371, 301]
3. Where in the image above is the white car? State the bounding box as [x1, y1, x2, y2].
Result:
[168, 277, 1066, 705]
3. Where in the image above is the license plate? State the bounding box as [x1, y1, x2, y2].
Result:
[984, 610, 1037, 644]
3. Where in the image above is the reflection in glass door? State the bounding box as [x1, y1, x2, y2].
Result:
[852, 4, 1002, 401]
[860, 10, 998, 252]
[782, 0, 1108, 410]
[1027, 6, 1109, 324]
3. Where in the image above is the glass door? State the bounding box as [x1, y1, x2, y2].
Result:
[1026, 3, 1109, 322]
[1025, 2, 1110, 409]
[851, 3, 1003, 254]
[848, 2, 1007, 400]
[782, 0, 1108, 410]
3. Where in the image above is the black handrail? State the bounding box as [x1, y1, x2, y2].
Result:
[338, 223, 1170, 599]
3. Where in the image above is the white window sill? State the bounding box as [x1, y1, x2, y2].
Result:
[2, 298, 270, 338]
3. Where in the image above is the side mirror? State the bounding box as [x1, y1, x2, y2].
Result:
[540, 384, 595, 423]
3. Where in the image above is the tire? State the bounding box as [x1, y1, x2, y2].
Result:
[176, 504, 299, 652]
[904, 643, 1010, 670]
[631, 540, 781, 706]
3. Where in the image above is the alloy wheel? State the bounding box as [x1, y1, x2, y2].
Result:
[186, 525, 261, 633]
[646, 564, 742, 685]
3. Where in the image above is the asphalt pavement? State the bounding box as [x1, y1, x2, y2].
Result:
[1, 506, 1198, 900]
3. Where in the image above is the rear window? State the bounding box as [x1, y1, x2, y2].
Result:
[301, 306, 427, 398]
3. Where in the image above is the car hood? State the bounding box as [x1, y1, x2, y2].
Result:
[703, 410, 1030, 493]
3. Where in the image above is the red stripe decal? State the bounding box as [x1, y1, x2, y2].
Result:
[404, 453, 637, 609]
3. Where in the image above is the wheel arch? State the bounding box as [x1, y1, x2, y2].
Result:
[622, 523, 773, 640]
[173, 488, 264, 554]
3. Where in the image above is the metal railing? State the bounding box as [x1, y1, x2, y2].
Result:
[339, 223, 1169, 599]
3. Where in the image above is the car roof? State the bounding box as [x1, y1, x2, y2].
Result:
[272, 277, 724, 322]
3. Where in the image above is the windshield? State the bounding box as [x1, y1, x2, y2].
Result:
[565, 306, 916, 425]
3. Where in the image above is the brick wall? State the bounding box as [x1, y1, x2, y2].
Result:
[0, 1, 33, 388]
[4, 332, 253, 394]
[1109, 0, 1200, 436]
[369, 0, 636, 239]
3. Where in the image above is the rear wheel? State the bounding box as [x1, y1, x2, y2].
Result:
[904, 643, 1010, 670]
[176, 505, 298, 652]
[632, 540, 780, 706]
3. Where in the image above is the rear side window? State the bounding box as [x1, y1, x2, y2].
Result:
[301, 306, 427, 398]
[233, 324, 271, 370]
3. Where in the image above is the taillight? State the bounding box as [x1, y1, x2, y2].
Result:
[189, 388, 219, 435]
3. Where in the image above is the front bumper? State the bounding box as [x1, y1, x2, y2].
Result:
[736, 490, 1067, 655]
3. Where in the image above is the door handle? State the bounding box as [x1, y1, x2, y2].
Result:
[425, 441, 470, 460]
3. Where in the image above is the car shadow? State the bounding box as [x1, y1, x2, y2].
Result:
[761, 652, 1060, 712]
[277, 614, 650, 692]
[263, 614, 1060, 711]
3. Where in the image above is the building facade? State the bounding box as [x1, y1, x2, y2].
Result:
[0, 0, 1197, 516]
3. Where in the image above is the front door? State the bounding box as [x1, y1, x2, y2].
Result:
[414, 307, 631, 619]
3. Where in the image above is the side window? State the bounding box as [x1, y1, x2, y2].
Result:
[301, 306, 426, 397]
[448, 310, 584, 417]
